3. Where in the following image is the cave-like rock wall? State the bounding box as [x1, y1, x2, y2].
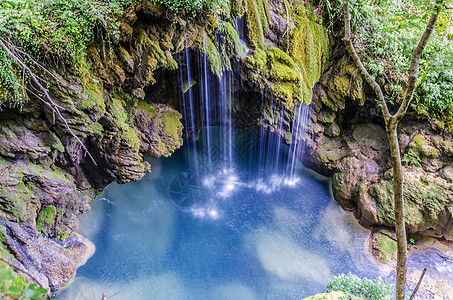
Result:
[304, 57, 453, 241]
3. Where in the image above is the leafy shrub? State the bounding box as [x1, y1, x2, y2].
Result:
[322, 0, 453, 119]
[0, 262, 48, 299]
[326, 273, 395, 300]
[151, 0, 227, 18]
[402, 150, 422, 168]
[0, 0, 131, 108]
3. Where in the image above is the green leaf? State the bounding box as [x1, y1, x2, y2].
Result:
[23, 284, 48, 299]
[0, 267, 15, 280]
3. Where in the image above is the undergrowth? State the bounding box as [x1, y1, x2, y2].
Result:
[0, 261, 48, 299]
[0, 0, 131, 108]
[151, 0, 228, 18]
[320, 0, 453, 120]
[326, 273, 395, 300]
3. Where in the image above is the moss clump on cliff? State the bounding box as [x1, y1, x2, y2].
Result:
[109, 90, 141, 152]
[224, 22, 246, 57]
[242, 0, 330, 107]
[80, 75, 106, 112]
[287, 3, 330, 103]
[136, 100, 157, 117]
[373, 230, 397, 264]
[36, 206, 57, 235]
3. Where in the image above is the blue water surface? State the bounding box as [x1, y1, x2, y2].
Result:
[60, 127, 380, 300]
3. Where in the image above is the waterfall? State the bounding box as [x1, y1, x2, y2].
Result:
[288, 103, 310, 177]
[178, 38, 236, 172]
[177, 33, 311, 177]
[202, 32, 212, 169]
[177, 45, 199, 173]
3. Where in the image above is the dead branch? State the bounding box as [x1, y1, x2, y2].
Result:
[0, 37, 97, 166]
[409, 268, 427, 300]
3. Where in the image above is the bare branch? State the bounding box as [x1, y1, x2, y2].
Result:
[409, 268, 427, 300]
[342, 0, 391, 123]
[3, 38, 63, 90]
[0, 37, 97, 166]
[393, 1, 442, 123]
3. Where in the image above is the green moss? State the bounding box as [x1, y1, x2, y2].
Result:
[255, 0, 270, 36]
[25, 162, 71, 184]
[59, 232, 72, 242]
[125, 127, 141, 151]
[80, 76, 106, 111]
[110, 97, 130, 132]
[268, 47, 300, 82]
[224, 22, 246, 57]
[36, 205, 57, 233]
[0, 184, 33, 222]
[50, 132, 65, 152]
[287, 3, 330, 104]
[230, 0, 245, 17]
[163, 110, 183, 141]
[375, 232, 397, 263]
[245, 0, 265, 48]
[136, 100, 157, 117]
[205, 34, 223, 76]
[0, 225, 5, 241]
[426, 147, 439, 158]
[246, 48, 267, 71]
[87, 122, 104, 135]
[412, 135, 425, 149]
[138, 29, 178, 71]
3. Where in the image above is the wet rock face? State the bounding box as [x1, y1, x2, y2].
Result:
[305, 57, 453, 241]
[0, 2, 185, 290]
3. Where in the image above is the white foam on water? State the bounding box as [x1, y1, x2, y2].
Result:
[211, 282, 258, 300]
[189, 201, 221, 220]
[273, 206, 310, 236]
[250, 175, 301, 194]
[253, 229, 332, 284]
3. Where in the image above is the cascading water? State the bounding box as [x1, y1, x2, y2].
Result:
[58, 37, 453, 300]
[288, 103, 310, 177]
[178, 39, 236, 172]
[201, 32, 212, 169]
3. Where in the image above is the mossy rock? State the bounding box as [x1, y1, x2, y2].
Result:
[244, 47, 304, 107]
[224, 22, 247, 57]
[370, 228, 397, 264]
[287, 2, 331, 104]
[245, 0, 266, 48]
[36, 205, 57, 235]
[303, 291, 366, 300]
[369, 170, 452, 237]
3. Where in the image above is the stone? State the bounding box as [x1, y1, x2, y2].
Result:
[352, 123, 388, 151]
[369, 228, 397, 265]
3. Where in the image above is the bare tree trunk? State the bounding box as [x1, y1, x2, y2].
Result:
[342, 1, 442, 299]
[386, 122, 407, 300]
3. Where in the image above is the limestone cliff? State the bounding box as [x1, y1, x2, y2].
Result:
[304, 57, 453, 241]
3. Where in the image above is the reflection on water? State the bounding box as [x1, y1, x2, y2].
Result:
[60, 127, 381, 300]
